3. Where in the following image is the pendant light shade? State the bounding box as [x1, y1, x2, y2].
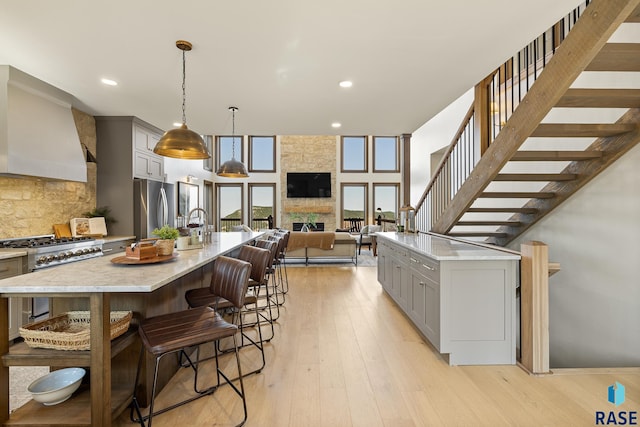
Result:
[216, 106, 249, 178]
[153, 40, 211, 160]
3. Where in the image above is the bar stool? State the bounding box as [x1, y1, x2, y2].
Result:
[185, 245, 272, 375]
[256, 238, 283, 321]
[274, 229, 290, 294]
[130, 255, 251, 427]
[267, 234, 287, 306]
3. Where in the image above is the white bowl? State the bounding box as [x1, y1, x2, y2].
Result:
[27, 368, 86, 406]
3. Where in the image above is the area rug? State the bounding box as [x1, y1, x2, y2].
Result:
[285, 249, 378, 267]
[9, 366, 49, 412]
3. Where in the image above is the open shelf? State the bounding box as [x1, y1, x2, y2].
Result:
[2, 327, 138, 367]
[5, 384, 132, 426]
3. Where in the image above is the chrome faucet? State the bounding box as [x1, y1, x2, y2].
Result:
[187, 208, 211, 244]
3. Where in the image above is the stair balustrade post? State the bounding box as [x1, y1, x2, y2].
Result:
[520, 241, 550, 374]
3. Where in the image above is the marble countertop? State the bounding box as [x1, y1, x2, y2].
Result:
[376, 232, 520, 261]
[0, 231, 265, 295]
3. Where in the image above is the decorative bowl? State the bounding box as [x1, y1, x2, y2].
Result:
[27, 367, 86, 406]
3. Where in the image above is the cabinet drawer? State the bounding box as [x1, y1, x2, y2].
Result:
[0, 258, 22, 279]
[409, 252, 439, 282]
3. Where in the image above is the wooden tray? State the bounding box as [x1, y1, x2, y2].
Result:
[110, 253, 178, 265]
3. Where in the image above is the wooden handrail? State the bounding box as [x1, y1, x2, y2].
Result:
[414, 1, 596, 235]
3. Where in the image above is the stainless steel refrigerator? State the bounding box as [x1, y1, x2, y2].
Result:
[133, 179, 175, 239]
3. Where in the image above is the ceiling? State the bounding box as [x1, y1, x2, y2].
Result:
[0, 0, 581, 136]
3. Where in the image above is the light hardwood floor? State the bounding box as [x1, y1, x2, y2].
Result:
[115, 264, 639, 426]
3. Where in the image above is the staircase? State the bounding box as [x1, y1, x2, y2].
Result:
[416, 0, 640, 246]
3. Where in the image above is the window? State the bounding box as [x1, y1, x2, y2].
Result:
[249, 136, 276, 172]
[249, 184, 275, 230]
[341, 136, 367, 172]
[373, 183, 399, 223]
[341, 183, 367, 228]
[373, 136, 399, 172]
[216, 136, 243, 172]
[216, 183, 243, 232]
[202, 135, 213, 171]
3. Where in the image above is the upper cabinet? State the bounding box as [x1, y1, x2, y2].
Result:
[95, 116, 165, 182]
[133, 124, 163, 181]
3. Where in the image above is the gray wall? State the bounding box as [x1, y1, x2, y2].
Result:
[509, 143, 640, 368]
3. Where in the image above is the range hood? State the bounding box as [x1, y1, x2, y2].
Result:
[0, 65, 87, 182]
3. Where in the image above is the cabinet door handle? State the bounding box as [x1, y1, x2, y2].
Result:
[423, 264, 435, 271]
[102, 248, 113, 253]
[410, 257, 418, 263]
[395, 265, 401, 269]
[419, 281, 426, 286]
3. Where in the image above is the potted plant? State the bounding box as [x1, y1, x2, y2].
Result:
[152, 225, 179, 256]
[290, 212, 319, 231]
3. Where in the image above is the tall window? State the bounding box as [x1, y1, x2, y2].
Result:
[341, 183, 367, 226]
[249, 184, 275, 230]
[373, 183, 399, 223]
[216, 136, 243, 172]
[202, 135, 213, 172]
[341, 136, 367, 172]
[216, 184, 243, 232]
[249, 136, 276, 172]
[373, 136, 399, 172]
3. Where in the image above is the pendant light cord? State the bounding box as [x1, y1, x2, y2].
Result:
[181, 49, 187, 125]
[231, 107, 237, 159]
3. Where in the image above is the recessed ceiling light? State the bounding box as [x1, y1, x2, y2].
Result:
[101, 78, 118, 86]
[331, 122, 342, 128]
[339, 80, 353, 88]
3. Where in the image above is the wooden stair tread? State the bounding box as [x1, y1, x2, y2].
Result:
[511, 151, 603, 161]
[480, 192, 556, 199]
[448, 232, 509, 237]
[626, 3, 640, 22]
[557, 89, 640, 108]
[495, 173, 577, 181]
[456, 221, 522, 226]
[586, 43, 640, 71]
[467, 207, 538, 214]
[531, 123, 636, 137]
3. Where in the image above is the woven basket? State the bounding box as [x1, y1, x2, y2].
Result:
[19, 311, 133, 351]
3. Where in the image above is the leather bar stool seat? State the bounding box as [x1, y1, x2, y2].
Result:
[131, 256, 251, 427]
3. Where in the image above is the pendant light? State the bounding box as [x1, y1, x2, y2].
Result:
[216, 106, 249, 178]
[153, 40, 211, 160]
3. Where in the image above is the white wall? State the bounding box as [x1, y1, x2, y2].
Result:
[508, 143, 640, 368]
[410, 89, 474, 207]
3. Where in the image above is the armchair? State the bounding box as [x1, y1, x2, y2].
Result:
[358, 225, 381, 255]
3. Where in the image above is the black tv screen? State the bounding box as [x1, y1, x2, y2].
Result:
[287, 172, 331, 198]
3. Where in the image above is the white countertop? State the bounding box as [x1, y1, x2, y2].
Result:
[0, 231, 264, 295]
[376, 232, 520, 261]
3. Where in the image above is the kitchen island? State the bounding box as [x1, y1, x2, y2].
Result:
[376, 232, 520, 366]
[0, 231, 264, 427]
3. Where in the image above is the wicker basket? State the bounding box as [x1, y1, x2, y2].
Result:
[19, 311, 133, 351]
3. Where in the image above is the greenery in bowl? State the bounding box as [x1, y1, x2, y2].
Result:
[152, 225, 180, 240]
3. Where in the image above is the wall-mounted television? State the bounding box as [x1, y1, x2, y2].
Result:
[286, 172, 331, 198]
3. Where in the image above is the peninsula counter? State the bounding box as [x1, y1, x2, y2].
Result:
[376, 232, 520, 366]
[0, 231, 264, 427]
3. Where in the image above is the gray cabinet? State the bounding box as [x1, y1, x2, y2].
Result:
[409, 255, 440, 349]
[133, 124, 163, 181]
[376, 233, 517, 366]
[96, 117, 165, 236]
[0, 257, 26, 340]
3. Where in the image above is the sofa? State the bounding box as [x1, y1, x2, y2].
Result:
[285, 231, 357, 265]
